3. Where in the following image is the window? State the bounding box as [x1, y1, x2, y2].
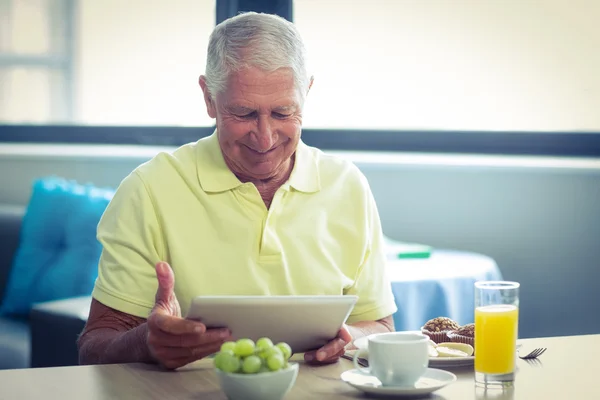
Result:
[1, 0, 216, 126]
[1, 0, 599, 157]
[0, 0, 72, 123]
[294, 0, 600, 131]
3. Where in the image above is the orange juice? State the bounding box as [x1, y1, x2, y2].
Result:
[475, 304, 519, 374]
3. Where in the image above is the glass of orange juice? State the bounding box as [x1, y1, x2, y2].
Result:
[474, 281, 520, 388]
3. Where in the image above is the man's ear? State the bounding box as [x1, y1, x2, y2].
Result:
[307, 75, 314, 95]
[199, 75, 217, 118]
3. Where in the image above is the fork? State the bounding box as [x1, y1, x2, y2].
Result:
[518, 347, 546, 360]
[340, 353, 368, 367]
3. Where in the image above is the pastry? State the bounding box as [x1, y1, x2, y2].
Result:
[448, 323, 475, 348]
[421, 317, 460, 344]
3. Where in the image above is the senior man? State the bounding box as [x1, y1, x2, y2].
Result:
[77, 12, 397, 370]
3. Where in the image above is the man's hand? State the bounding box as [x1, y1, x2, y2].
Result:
[146, 262, 232, 369]
[303, 325, 353, 364]
[302, 315, 395, 365]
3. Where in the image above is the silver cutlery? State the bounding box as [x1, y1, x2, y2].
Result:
[341, 353, 368, 367]
[518, 347, 546, 360]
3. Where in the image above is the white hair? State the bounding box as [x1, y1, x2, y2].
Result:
[204, 12, 310, 101]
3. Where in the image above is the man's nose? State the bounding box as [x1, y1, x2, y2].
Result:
[254, 115, 276, 152]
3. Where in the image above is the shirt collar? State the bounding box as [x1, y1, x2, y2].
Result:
[196, 131, 243, 193]
[287, 140, 321, 193]
[196, 130, 320, 194]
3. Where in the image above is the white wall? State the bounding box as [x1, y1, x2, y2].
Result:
[1, 146, 599, 339]
[75, 0, 215, 126]
[295, 0, 600, 130]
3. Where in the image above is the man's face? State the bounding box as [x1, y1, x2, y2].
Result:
[200, 67, 305, 180]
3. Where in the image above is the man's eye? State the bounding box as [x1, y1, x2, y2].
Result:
[235, 112, 256, 119]
[273, 112, 292, 119]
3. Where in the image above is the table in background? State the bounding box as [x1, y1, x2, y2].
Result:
[386, 250, 503, 330]
[1, 334, 598, 399]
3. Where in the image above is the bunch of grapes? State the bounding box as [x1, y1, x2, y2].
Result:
[214, 337, 293, 374]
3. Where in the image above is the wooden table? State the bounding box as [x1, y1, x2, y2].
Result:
[1, 334, 598, 399]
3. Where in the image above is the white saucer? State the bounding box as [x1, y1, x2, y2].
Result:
[341, 368, 457, 397]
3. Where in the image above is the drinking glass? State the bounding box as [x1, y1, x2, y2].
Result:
[475, 386, 515, 400]
[474, 281, 520, 388]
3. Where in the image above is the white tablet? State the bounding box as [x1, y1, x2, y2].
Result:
[185, 295, 358, 353]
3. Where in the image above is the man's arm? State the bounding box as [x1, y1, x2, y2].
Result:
[347, 314, 395, 347]
[77, 298, 154, 365]
[78, 262, 231, 369]
[304, 315, 394, 363]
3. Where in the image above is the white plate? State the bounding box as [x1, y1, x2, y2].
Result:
[185, 295, 357, 353]
[353, 335, 474, 368]
[341, 368, 457, 397]
[429, 356, 474, 368]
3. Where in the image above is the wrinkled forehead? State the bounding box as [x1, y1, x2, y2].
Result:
[217, 66, 304, 105]
[233, 67, 295, 91]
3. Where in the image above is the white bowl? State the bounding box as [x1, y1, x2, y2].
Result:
[215, 363, 299, 400]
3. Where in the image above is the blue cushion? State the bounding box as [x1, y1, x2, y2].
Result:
[0, 316, 30, 369]
[0, 177, 114, 316]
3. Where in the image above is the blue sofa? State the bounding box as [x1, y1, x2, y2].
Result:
[0, 205, 30, 368]
[0, 176, 113, 369]
[0, 205, 93, 369]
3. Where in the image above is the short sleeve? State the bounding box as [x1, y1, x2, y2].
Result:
[345, 183, 398, 324]
[91, 170, 165, 318]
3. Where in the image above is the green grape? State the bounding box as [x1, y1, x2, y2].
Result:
[220, 341, 237, 353]
[214, 349, 234, 369]
[256, 337, 274, 352]
[275, 342, 292, 360]
[264, 346, 282, 358]
[234, 338, 256, 357]
[214, 351, 240, 373]
[242, 355, 262, 374]
[267, 353, 285, 371]
[213, 354, 223, 370]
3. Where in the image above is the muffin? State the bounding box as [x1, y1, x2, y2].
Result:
[421, 317, 460, 344]
[448, 323, 475, 348]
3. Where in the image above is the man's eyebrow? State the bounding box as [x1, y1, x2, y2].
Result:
[225, 104, 298, 114]
[226, 105, 255, 114]
[272, 105, 297, 112]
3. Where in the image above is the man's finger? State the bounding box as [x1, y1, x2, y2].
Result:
[149, 326, 231, 348]
[152, 341, 225, 360]
[159, 342, 226, 370]
[150, 312, 206, 335]
[148, 329, 204, 349]
[304, 336, 348, 363]
[304, 346, 345, 364]
[154, 262, 175, 305]
[338, 325, 353, 344]
[318, 348, 346, 364]
[196, 328, 232, 345]
[316, 327, 352, 361]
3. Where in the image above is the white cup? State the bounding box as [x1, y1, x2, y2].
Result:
[353, 332, 429, 387]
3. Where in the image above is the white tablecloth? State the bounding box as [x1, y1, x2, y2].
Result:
[385, 250, 503, 331]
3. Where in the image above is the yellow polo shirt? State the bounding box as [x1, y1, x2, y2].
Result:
[92, 132, 397, 324]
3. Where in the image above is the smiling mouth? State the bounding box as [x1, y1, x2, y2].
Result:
[244, 144, 279, 154]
